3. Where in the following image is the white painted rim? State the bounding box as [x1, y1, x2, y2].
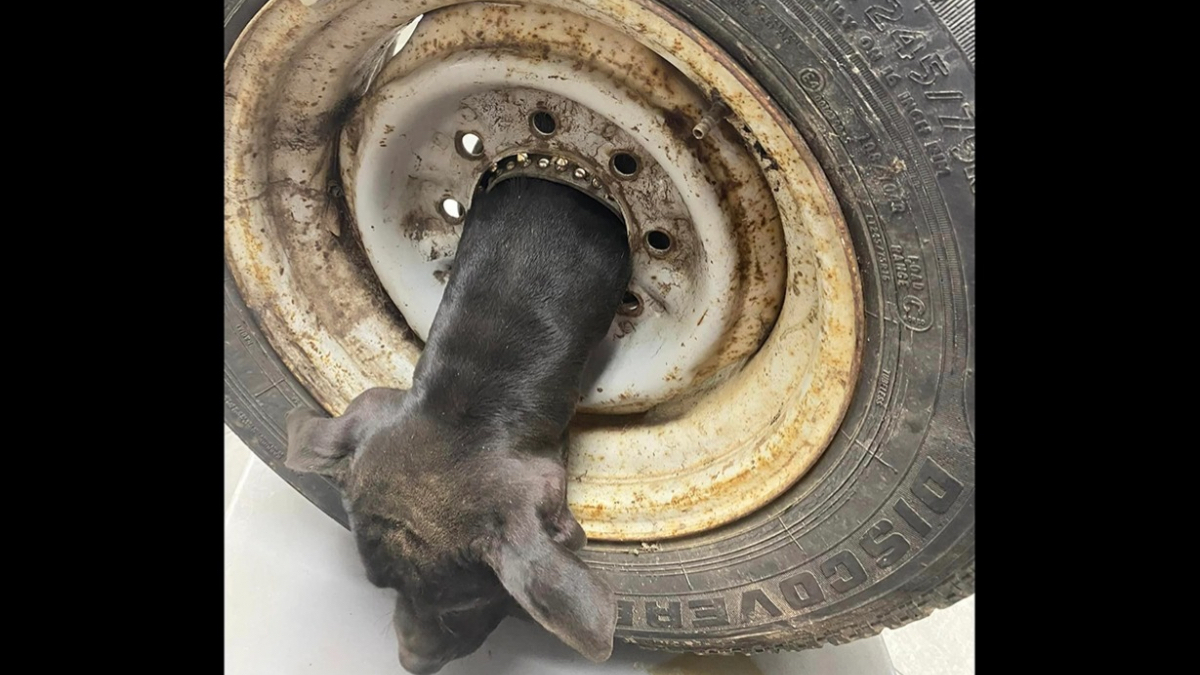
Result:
[345, 44, 764, 412]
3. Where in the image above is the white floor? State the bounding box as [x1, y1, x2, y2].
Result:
[225, 426, 972, 674]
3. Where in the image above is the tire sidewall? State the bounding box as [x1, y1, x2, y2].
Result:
[223, 0, 976, 650]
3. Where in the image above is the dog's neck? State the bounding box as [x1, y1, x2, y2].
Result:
[398, 178, 628, 456]
[407, 340, 582, 452]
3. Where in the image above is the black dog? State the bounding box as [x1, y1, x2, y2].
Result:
[285, 177, 632, 673]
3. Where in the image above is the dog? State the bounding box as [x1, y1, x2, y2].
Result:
[284, 176, 632, 673]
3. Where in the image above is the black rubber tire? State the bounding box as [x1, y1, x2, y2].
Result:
[224, 0, 975, 654]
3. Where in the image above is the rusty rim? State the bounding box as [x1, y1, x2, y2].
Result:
[225, 0, 862, 541]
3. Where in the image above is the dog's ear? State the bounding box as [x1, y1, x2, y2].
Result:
[285, 388, 406, 476]
[285, 408, 355, 475]
[485, 517, 616, 662]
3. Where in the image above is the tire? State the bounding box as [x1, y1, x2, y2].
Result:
[224, 0, 975, 654]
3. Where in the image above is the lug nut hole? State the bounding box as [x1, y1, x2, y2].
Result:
[531, 111, 557, 136]
[439, 197, 465, 222]
[618, 291, 643, 316]
[646, 230, 672, 254]
[456, 131, 484, 158]
[611, 152, 640, 177]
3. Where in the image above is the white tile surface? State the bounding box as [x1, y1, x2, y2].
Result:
[224, 426, 965, 674]
[224, 427, 253, 511]
[882, 595, 975, 675]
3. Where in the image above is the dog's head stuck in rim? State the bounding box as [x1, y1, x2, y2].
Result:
[284, 178, 632, 674]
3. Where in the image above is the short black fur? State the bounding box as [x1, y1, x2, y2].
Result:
[285, 178, 631, 674]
